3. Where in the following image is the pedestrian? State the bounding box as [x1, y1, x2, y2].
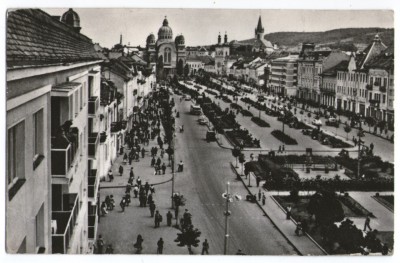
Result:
[156, 157, 161, 167]
[119, 165, 124, 176]
[120, 197, 126, 212]
[370, 143, 374, 152]
[130, 167, 134, 179]
[236, 249, 246, 255]
[108, 169, 114, 182]
[105, 244, 114, 254]
[178, 160, 184, 172]
[150, 184, 155, 194]
[96, 235, 104, 254]
[161, 163, 166, 174]
[250, 153, 254, 161]
[166, 211, 173, 226]
[126, 184, 132, 194]
[148, 193, 153, 204]
[151, 157, 156, 167]
[143, 194, 148, 207]
[101, 201, 108, 216]
[282, 144, 285, 152]
[109, 195, 115, 210]
[364, 213, 372, 231]
[286, 205, 292, 220]
[137, 176, 142, 186]
[123, 153, 128, 164]
[154, 210, 162, 228]
[201, 239, 209, 255]
[301, 220, 309, 235]
[125, 192, 131, 206]
[258, 189, 262, 201]
[134, 234, 143, 253]
[141, 147, 145, 158]
[119, 145, 124, 156]
[262, 193, 266, 205]
[157, 238, 164, 254]
[149, 201, 156, 217]
[278, 145, 282, 153]
[145, 182, 150, 195]
[295, 222, 302, 236]
[256, 176, 261, 187]
[133, 185, 139, 198]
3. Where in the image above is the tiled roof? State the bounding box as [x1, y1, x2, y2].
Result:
[357, 36, 387, 69]
[364, 46, 394, 71]
[7, 9, 101, 68]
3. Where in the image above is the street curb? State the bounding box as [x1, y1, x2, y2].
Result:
[229, 162, 302, 256]
[269, 195, 329, 255]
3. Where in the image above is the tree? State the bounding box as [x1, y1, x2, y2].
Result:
[177, 59, 184, 76]
[174, 224, 201, 254]
[307, 190, 345, 226]
[231, 147, 241, 168]
[238, 153, 246, 176]
[184, 64, 190, 80]
[344, 123, 352, 141]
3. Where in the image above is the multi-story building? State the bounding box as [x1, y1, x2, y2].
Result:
[297, 43, 349, 103]
[215, 33, 231, 75]
[6, 8, 103, 254]
[270, 55, 298, 97]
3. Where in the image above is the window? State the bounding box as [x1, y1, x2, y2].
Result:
[164, 48, 171, 64]
[74, 90, 79, 116]
[8, 121, 25, 188]
[33, 109, 44, 169]
[383, 78, 387, 88]
[79, 86, 83, 109]
[370, 77, 373, 85]
[382, 94, 386, 103]
[35, 203, 45, 252]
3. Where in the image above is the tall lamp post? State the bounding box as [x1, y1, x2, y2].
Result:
[356, 118, 365, 179]
[222, 182, 241, 255]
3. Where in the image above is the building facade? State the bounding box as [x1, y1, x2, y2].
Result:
[145, 17, 186, 78]
[6, 8, 103, 254]
[270, 55, 298, 97]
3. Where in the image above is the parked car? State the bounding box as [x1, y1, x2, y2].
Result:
[185, 95, 192, 101]
[326, 117, 339, 127]
[206, 130, 216, 142]
[312, 118, 322, 126]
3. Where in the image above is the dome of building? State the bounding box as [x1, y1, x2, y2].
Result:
[61, 8, 81, 29]
[147, 33, 156, 45]
[158, 17, 173, 40]
[175, 35, 185, 46]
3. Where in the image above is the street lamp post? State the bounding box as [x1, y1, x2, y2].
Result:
[357, 120, 364, 179]
[223, 182, 231, 255]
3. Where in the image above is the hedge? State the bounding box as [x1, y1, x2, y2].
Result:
[271, 130, 298, 145]
[251, 117, 270, 127]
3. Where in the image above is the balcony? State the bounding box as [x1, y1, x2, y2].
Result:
[99, 132, 107, 144]
[88, 203, 98, 240]
[52, 193, 80, 254]
[88, 96, 99, 116]
[51, 129, 79, 178]
[110, 120, 127, 133]
[88, 169, 98, 199]
[366, 84, 373, 91]
[88, 133, 99, 159]
[379, 86, 387, 93]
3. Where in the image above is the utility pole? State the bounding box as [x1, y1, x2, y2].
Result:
[357, 120, 362, 179]
[223, 182, 231, 255]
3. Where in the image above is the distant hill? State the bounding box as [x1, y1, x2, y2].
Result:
[265, 28, 394, 51]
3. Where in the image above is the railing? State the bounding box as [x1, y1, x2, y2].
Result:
[51, 130, 80, 178]
[88, 133, 99, 159]
[88, 203, 98, 240]
[88, 169, 98, 199]
[110, 121, 127, 133]
[88, 96, 99, 116]
[52, 193, 80, 254]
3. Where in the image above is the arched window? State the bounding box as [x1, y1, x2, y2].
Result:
[164, 48, 171, 64]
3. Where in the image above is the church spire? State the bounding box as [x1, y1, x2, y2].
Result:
[255, 15, 264, 40]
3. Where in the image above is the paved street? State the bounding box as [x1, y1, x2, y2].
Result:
[97, 95, 298, 255]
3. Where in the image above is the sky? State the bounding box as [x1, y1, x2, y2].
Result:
[43, 8, 394, 49]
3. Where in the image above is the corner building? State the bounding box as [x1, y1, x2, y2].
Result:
[6, 8, 103, 254]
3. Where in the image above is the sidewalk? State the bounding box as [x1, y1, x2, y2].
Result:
[97, 123, 190, 254]
[232, 163, 326, 255]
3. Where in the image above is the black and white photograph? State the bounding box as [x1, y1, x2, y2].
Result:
[2, 0, 398, 259]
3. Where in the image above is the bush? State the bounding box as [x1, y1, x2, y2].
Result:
[241, 109, 253, 117]
[271, 130, 298, 145]
[251, 117, 270, 127]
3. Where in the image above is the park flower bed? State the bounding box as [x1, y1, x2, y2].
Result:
[334, 153, 394, 180]
[204, 89, 218, 96]
[247, 154, 394, 192]
[241, 109, 253, 117]
[230, 103, 243, 110]
[274, 193, 387, 255]
[251, 117, 270, 127]
[225, 129, 260, 148]
[271, 130, 298, 145]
